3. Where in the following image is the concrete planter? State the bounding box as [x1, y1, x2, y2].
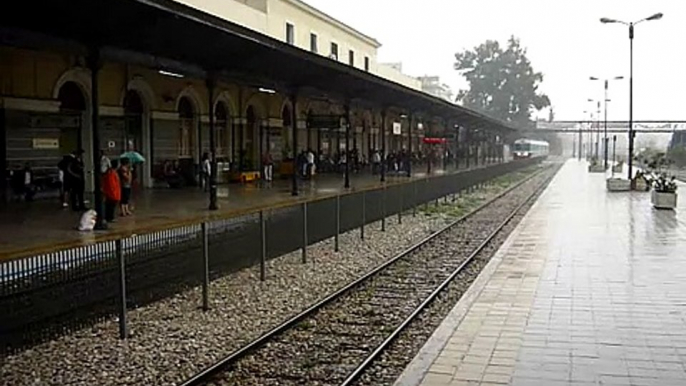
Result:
[588, 164, 605, 173]
[634, 178, 649, 192]
[606, 178, 631, 192]
[651, 190, 677, 210]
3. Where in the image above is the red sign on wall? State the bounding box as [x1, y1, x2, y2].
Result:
[423, 137, 447, 144]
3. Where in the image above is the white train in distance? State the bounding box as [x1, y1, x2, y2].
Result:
[513, 139, 550, 159]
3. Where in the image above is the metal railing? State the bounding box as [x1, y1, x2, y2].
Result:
[0, 158, 540, 354]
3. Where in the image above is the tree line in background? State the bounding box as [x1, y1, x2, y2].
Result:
[454, 36, 550, 129]
[454, 36, 560, 153]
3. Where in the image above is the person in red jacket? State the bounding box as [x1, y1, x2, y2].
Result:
[102, 164, 121, 223]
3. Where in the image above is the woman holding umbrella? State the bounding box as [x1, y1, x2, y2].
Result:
[119, 150, 145, 215]
[118, 157, 133, 216]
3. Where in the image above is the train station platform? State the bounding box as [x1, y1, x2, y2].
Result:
[397, 160, 686, 386]
[0, 167, 457, 259]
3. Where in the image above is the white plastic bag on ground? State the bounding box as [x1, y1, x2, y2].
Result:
[78, 209, 97, 231]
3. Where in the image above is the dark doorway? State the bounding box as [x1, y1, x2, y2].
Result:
[178, 97, 196, 185]
[57, 81, 86, 154]
[245, 106, 257, 170]
[215, 102, 229, 159]
[124, 90, 144, 188]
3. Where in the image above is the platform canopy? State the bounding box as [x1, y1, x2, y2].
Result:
[0, 0, 516, 132]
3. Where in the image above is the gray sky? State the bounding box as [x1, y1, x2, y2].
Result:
[304, 0, 685, 122]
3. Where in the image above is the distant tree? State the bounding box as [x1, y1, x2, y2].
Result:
[668, 146, 686, 167]
[454, 36, 550, 129]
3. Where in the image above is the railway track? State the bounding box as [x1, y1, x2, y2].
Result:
[180, 163, 560, 386]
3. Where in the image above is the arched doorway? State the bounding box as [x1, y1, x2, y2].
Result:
[178, 97, 196, 184]
[178, 97, 195, 159]
[245, 106, 258, 170]
[123, 90, 144, 188]
[281, 105, 292, 160]
[123, 90, 144, 153]
[57, 81, 86, 155]
[215, 102, 229, 159]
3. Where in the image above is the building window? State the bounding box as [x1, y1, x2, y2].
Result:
[330, 42, 338, 60]
[364, 56, 370, 72]
[286, 23, 295, 45]
[349, 50, 355, 66]
[310, 33, 318, 53]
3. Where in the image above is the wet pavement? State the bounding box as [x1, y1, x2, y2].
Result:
[396, 159, 686, 386]
[0, 167, 456, 259]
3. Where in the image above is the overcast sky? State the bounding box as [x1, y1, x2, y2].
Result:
[304, 0, 685, 122]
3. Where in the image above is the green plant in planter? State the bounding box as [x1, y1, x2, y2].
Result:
[653, 173, 677, 193]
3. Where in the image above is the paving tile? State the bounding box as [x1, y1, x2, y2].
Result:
[428, 364, 457, 376]
[481, 373, 511, 384]
[421, 372, 453, 386]
[452, 371, 482, 382]
[483, 364, 514, 375]
[410, 162, 686, 386]
[446, 381, 479, 386]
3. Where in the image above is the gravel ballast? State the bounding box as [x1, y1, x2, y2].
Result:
[0, 168, 539, 386]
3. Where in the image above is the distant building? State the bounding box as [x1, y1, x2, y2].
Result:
[669, 130, 686, 150]
[417, 76, 454, 102]
[377, 62, 422, 90]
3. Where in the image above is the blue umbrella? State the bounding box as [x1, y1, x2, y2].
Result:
[120, 151, 146, 164]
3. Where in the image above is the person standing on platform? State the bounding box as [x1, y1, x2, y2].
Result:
[372, 150, 381, 175]
[58, 152, 75, 208]
[118, 157, 133, 216]
[100, 150, 111, 174]
[102, 163, 121, 223]
[200, 153, 211, 192]
[298, 150, 307, 178]
[66, 149, 86, 211]
[262, 151, 273, 182]
[22, 163, 35, 201]
[306, 149, 315, 179]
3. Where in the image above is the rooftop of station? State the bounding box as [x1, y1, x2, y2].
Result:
[0, 0, 517, 132]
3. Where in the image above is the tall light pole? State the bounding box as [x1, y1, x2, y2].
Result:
[583, 109, 590, 159]
[590, 76, 624, 169]
[585, 100, 595, 160]
[596, 101, 601, 160]
[601, 12, 663, 182]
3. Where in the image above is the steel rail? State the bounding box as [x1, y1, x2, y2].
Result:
[339, 164, 559, 386]
[179, 164, 553, 386]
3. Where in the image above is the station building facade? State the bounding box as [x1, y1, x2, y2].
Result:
[0, 0, 506, 199]
[0, 47, 434, 190]
[176, 0, 422, 90]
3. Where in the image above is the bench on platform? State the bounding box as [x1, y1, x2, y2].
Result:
[230, 171, 260, 183]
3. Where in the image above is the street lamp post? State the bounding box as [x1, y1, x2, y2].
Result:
[590, 76, 624, 169]
[584, 103, 594, 160]
[578, 125, 582, 161]
[612, 135, 617, 177]
[582, 110, 589, 159]
[601, 12, 663, 182]
[595, 101, 601, 160]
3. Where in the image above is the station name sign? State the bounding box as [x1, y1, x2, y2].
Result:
[307, 114, 345, 129]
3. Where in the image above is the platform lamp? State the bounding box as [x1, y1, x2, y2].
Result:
[586, 99, 596, 161]
[601, 12, 663, 182]
[590, 76, 624, 169]
[583, 105, 594, 160]
[579, 110, 589, 161]
[612, 135, 618, 177]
